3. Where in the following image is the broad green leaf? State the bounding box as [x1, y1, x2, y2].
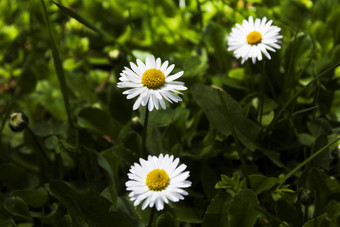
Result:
[201, 165, 218, 199]
[298, 133, 315, 146]
[302, 213, 328, 227]
[275, 199, 299, 226]
[17, 224, 34, 227]
[311, 21, 333, 55]
[191, 84, 261, 151]
[240, 175, 277, 195]
[172, 206, 203, 224]
[32, 121, 54, 137]
[182, 55, 208, 78]
[97, 152, 118, 207]
[0, 163, 29, 189]
[77, 107, 120, 139]
[4, 196, 31, 219]
[48, 180, 132, 227]
[203, 192, 232, 227]
[327, 5, 340, 45]
[0, 220, 14, 227]
[122, 131, 142, 154]
[323, 200, 340, 226]
[35, 203, 62, 226]
[229, 190, 259, 227]
[228, 68, 245, 80]
[116, 197, 144, 227]
[156, 212, 177, 227]
[11, 189, 48, 208]
[44, 135, 59, 150]
[203, 22, 229, 71]
[215, 172, 241, 193]
[308, 118, 332, 138]
[280, 1, 308, 27]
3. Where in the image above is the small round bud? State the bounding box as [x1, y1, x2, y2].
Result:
[298, 188, 315, 206]
[130, 116, 143, 132]
[9, 112, 29, 132]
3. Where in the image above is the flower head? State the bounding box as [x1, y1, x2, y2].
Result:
[117, 55, 187, 111]
[227, 16, 282, 64]
[126, 154, 191, 211]
[9, 112, 29, 132]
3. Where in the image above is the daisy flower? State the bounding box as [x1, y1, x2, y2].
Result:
[117, 55, 187, 111]
[227, 16, 282, 64]
[126, 154, 191, 211]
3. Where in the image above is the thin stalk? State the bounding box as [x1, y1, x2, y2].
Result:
[217, 91, 251, 189]
[147, 207, 156, 227]
[142, 108, 150, 157]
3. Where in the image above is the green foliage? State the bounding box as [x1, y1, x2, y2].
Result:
[1, 0, 340, 226]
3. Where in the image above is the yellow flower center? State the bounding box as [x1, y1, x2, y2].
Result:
[246, 31, 262, 45]
[141, 69, 165, 89]
[146, 169, 170, 191]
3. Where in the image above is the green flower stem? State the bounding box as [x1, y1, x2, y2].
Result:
[41, 0, 74, 127]
[278, 136, 340, 187]
[147, 207, 156, 227]
[142, 108, 150, 157]
[218, 91, 251, 189]
[304, 204, 309, 223]
[258, 62, 266, 125]
[253, 205, 283, 224]
[27, 127, 50, 164]
[26, 127, 51, 182]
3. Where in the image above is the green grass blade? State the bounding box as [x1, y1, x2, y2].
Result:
[51, 1, 131, 54]
[271, 63, 340, 127]
[278, 136, 340, 187]
[41, 0, 73, 126]
[52, 1, 111, 39]
[0, 102, 13, 135]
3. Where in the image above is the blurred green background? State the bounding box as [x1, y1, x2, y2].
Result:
[1, 0, 340, 226]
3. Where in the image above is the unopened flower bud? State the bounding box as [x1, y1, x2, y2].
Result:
[9, 112, 29, 132]
[130, 116, 143, 132]
[298, 188, 315, 206]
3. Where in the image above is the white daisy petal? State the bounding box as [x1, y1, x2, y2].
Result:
[152, 94, 159, 110]
[146, 55, 156, 69]
[164, 64, 175, 76]
[156, 58, 161, 69]
[136, 59, 146, 72]
[130, 62, 142, 75]
[156, 198, 164, 211]
[160, 60, 169, 72]
[117, 56, 186, 111]
[166, 71, 184, 82]
[127, 87, 147, 99]
[125, 154, 191, 211]
[159, 98, 166, 110]
[227, 16, 282, 64]
[148, 94, 154, 111]
[133, 95, 143, 110]
[164, 91, 182, 103]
